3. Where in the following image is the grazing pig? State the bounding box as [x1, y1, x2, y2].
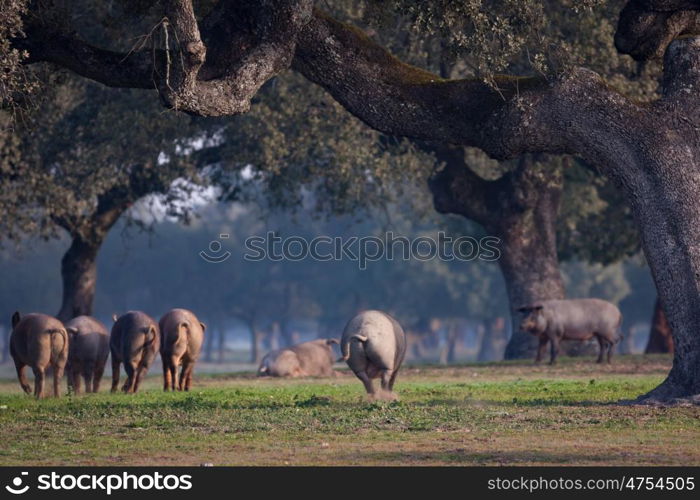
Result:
[10, 312, 69, 398]
[65, 316, 109, 394]
[518, 299, 623, 365]
[159, 308, 206, 391]
[339, 310, 407, 401]
[258, 339, 338, 377]
[110, 311, 160, 393]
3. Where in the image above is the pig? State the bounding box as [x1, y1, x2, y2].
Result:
[110, 311, 160, 393]
[65, 316, 109, 394]
[518, 298, 623, 365]
[339, 310, 407, 401]
[258, 339, 338, 377]
[159, 308, 206, 391]
[10, 312, 69, 398]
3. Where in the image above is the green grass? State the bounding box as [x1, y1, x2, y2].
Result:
[0, 355, 698, 465]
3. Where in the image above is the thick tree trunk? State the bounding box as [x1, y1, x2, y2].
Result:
[57, 237, 100, 322]
[429, 151, 568, 360]
[625, 151, 700, 402]
[496, 201, 566, 359]
[248, 318, 262, 363]
[217, 323, 226, 363]
[445, 321, 461, 364]
[1, 326, 8, 363]
[645, 298, 673, 354]
[477, 317, 508, 362]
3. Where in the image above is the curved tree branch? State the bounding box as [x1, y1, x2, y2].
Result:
[19, 0, 314, 115]
[13, 2, 695, 176]
[615, 0, 700, 61]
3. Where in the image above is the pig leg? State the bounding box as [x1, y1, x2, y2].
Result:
[549, 337, 560, 365]
[379, 370, 398, 401]
[133, 363, 149, 393]
[388, 369, 400, 391]
[178, 363, 186, 391]
[181, 361, 194, 391]
[32, 366, 45, 399]
[178, 360, 188, 391]
[111, 358, 120, 393]
[595, 335, 605, 363]
[608, 340, 615, 363]
[185, 363, 195, 391]
[72, 369, 82, 394]
[122, 362, 136, 393]
[92, 362, 105, 393]
[171, 358, 179, 391]
[535, 337, 549, 364]
[356, 371, 375, 398]
[52, 363, 64, 397]
[82, 362, 94, 393]
[162, 358, 172, 391]
[14, 359, 31, 394]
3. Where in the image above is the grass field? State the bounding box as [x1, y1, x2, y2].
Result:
[0, 355, 698, 466]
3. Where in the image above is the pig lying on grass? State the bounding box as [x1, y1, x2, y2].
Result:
[258, 339, 338, 377]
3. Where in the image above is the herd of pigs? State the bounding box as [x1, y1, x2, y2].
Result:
[7, 298, 623, 400]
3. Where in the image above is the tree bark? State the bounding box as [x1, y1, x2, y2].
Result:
[57, 237, 101, 322]
[645, 298, 674, 354]
[495, 173, 566, 360]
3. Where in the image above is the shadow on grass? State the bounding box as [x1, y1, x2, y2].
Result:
[413, 398, 626, 408]
[333, 448, 663, 466]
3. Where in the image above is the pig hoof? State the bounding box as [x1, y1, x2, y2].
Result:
[385, 392, 399, 402]
[374, 390, 399, 402]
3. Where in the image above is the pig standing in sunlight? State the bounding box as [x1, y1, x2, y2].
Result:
[159, 308, 206, 391]
[10, 312, 69, 398]
[339, 310, 407, 401]
[518, 299, 623, 364]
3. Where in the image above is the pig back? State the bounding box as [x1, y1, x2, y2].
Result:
[66, 316, 109, 363]
[12, 313, 68, 366]
[111, 311, 159, 362]
[159, 308, 205, 357]
[544, 299, 621, 336]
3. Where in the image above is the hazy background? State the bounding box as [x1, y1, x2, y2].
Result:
[0, 197, 656, 370]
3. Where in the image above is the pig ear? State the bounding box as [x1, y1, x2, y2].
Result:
[11, 311, 21, 328]
[112, 313, 118, 323]
[200, 322, 207, 332]
[326, 338, 339, 345]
